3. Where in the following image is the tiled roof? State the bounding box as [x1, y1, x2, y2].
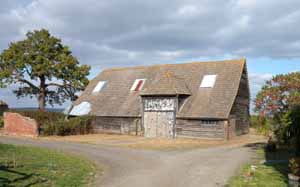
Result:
[140, 72, 191, 96]
[74, 58, 247, 119]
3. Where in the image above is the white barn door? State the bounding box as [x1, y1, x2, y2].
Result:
[144, 112, 157, 138]
[143, 98, 176, 138]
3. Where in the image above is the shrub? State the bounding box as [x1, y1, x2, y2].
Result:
[0, 116, 3, 128]
[275, 105, 300, 152]
[41, 116, 94, 136]
[289, 158, 300, 176]
[10, 110, 65, 125]
[67, 116, 94, 135]
[265, 137, 277, 152]
[250, 115, 271, 136]
[10, 110, 94, 136]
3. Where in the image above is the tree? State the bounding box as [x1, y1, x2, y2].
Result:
[255, 72, 300, 149]
[254, 72, 300, 117]
[280, 105, 300, 152]
[0, 29, 90, 111]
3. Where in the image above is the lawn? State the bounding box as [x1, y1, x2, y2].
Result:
[0, 144, 96, 187]
[228, 145, 293, 187]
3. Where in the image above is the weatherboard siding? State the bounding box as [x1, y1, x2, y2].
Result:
[92, 117, 142, 135]
[176, 119, 225, 139]
[91, 117, 228, 139]
[229, 66, 250, 135]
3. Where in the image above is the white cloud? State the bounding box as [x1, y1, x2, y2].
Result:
[236, 0, 257, 9]
[157, 50, 184, 59]
[248, 72, 273, 112]
[249, 73, 273, 98]
[0, 0, 300, 108]
[177, 5, 204, 17]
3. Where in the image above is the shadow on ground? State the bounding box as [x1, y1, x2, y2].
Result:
[0, 165, 48, 187]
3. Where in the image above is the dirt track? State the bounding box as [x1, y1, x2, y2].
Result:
[0, 135, 262, 187]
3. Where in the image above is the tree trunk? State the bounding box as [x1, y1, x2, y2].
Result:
[38, 76, 46, 111]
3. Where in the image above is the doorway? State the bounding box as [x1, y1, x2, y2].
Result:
[142, 97, 176, 138]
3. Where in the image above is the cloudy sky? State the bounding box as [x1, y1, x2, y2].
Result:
[0, 0, 299, 111]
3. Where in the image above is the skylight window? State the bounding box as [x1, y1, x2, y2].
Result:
[92, 81, 106, 93]
[69, 102, 91, 116]
[200, 75, 217, 88]
[130, 79, 146, 91]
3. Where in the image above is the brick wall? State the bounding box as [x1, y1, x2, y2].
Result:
[3, 112, 39, 137]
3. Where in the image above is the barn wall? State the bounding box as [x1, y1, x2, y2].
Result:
[176, 119, 225, 139]
[92, 116, 237, 139]
[230, 66, 250, 135]
[92, 116, 142, 135]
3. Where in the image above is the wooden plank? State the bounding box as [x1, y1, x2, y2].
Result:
[177, 127, 224, 132]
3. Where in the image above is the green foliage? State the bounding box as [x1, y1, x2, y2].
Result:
[250, 115, 271, 136]
[42, 115, 94, 136]
[0, 29, 90, 110]
[11, 110, 94, 136]
[12, 110, 65, 124]
[289, 158, 300, 176]
[279, 106, 300, 152]
[254, 72, 300, 150]
[0, 116, 3, 128]
[254, 72, 300, 116]
[0, 143, 96, 186]
[274, 113, 291, 145]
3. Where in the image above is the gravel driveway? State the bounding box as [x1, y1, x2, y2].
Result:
[0, 136, 256, 187]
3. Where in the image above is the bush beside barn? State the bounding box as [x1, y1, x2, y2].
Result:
[0, 100, 8, 116]
[0, 100, 8, 128]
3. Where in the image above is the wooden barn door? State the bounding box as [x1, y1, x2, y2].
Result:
[156, 112, 174, 138]
[143, 97, 176, 138]
[144, 112, 157, 138]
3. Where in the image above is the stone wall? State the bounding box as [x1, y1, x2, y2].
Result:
[92, 116, 142, 135]
[3, 112, 39, 137]
[176, 119, 225, 139]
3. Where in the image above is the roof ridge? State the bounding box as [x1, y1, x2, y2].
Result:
[103, 58, 246, 72]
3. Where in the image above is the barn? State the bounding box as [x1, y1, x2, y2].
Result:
[70, 58, 250, 139]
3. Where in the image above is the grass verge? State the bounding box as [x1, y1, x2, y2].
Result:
[0, 144, 96, 187]
[228, 144, 293, 187]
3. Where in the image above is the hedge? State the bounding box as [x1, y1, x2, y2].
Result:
[0, 116, 3, 128]
[9, 110, 94, 136]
